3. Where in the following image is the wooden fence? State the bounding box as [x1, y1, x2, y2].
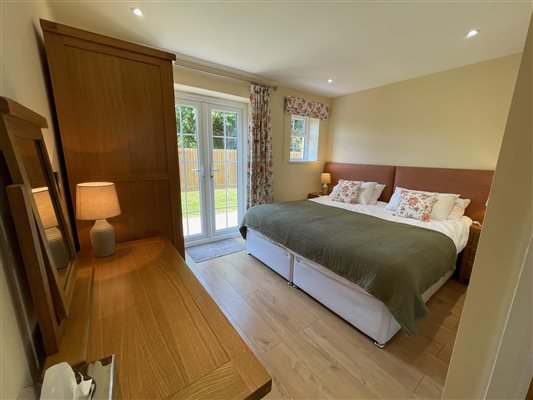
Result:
[290, 151, 304, 160]
[179, 148, 238, 190]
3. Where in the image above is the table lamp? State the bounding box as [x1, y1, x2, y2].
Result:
[76, 182, 121, 257]
[32, 187, 58, 229]
[321, 173, 331, 194]
[32, 186, 69, 268]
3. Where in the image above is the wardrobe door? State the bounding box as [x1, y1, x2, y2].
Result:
[41, 20, 184, 257]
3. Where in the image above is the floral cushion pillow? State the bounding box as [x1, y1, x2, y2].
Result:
[394, 189, 438, 222]
[330, 179, 361, 204]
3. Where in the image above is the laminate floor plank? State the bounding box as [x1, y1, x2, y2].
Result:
[414, 374, 443, 399]
[246, 290, 319, 334]
[246, 293, 338, 377]
[263, 376, 293, 400]
[260, 343, 337, 399]
[304, 321, 417, 399]
[198, 266, 283, 355]
[437, 344, 454, 364]
[187, 249, 467, 399]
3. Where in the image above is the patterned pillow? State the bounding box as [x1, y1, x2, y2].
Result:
[394, 189, 438, 222]
[330, 180, 361, 204]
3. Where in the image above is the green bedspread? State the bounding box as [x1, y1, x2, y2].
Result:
[239, 200, 457, 336]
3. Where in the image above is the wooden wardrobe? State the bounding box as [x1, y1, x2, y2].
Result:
[41, 20, 185, 256]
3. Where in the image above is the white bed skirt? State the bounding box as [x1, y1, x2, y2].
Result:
[246, 228, 453, 345]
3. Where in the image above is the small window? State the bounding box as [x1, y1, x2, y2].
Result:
[290, 115, 319, 162]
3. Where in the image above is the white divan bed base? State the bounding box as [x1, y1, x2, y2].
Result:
[247, 228, 293, 281]
[246, 228, 454, 346]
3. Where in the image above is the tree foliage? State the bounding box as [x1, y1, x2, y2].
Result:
[176, 106, 237, 150]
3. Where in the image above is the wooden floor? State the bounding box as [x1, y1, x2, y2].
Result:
[186, 249, 466, 399]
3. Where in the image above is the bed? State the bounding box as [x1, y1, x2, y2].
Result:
[240, 163, 493, 346]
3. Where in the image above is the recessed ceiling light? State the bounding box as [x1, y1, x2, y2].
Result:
[466, 29, 480, 38]
[327, 79, 333, 83]
[131, 7, 144, 17]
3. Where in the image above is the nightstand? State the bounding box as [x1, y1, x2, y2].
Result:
[458, 224, 482, 284]
[308, 192, 326, 199]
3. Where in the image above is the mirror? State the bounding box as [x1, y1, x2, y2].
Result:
[14, 137, 73, 287]
[0, 97, 77, 348]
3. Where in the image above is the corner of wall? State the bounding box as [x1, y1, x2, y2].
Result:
[0, 1, 58, 397]
[443, 13, 532, 399]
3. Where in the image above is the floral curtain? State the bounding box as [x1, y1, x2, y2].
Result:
[285, 96, 329, 120]
[247, 84, 273, 208]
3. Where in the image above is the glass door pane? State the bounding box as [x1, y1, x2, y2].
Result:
[176, 103, 204, 238]
[210, 109, 239, 233]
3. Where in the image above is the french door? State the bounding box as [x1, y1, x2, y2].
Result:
[175, 94, 246, 245]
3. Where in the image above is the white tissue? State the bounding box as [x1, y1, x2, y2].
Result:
[41, 362, 94, 400]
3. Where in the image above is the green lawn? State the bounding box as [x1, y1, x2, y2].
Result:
[181, 188, 237, 215]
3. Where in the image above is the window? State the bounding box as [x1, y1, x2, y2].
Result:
[290, 115, 319, 162]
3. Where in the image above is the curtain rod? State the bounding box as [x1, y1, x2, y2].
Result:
[173, 61, 278, 91]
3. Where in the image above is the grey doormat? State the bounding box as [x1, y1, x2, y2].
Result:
[187, 238, 246, 263]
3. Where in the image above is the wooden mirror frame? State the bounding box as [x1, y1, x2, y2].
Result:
[0, 97, 77, 354]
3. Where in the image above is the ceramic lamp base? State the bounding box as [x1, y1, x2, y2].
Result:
[90, 219, 116, 257]
[45, 227, 69, 268]
[322, 183, 329, 194]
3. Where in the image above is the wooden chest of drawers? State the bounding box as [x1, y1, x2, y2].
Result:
[44, 237, 271, 399]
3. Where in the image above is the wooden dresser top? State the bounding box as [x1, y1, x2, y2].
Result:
[46, 237, 271, 399]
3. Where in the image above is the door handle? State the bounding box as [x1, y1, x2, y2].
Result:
[191, 168, 205, 179]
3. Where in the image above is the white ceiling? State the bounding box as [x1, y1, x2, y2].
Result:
[48, 1, 532, 98]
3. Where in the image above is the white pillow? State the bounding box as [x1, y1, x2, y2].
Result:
[356, 182, 378, 205]
[369, 184, 386, 204]
[385, 187, 404, 210]
[431, 193, 460, 221]
[448, 198, 471, 219]
[386, 186, 459, 220]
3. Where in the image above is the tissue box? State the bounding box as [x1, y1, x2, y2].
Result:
[40, 355, 116, 400]
[75, 355, 116, 400]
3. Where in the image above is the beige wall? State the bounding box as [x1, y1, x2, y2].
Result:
[0, 2, 58, 398]
[174, 67, 330, 202]
[443, 15, 532, 399]
[327, 54, 521, 169]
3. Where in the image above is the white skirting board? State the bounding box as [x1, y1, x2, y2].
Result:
[246, 228, 454, 346]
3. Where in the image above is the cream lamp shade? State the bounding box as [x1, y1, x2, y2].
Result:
[320, 173, 331, 194]
[76, 182, 121, 221]
[32, 187, 58, 229]
[76, 182, 121, 257]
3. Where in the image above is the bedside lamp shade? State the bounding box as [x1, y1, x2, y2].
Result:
[76, 182, 121, 221]
[32, 187, 58, 229]
[76, 182, 121, 257]
[320, 173, 331, 194]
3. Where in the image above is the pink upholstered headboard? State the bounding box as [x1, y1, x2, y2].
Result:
[324, 162, 396, 201]
[394, 166, 493, 223]
[323, 162, 494, 222]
